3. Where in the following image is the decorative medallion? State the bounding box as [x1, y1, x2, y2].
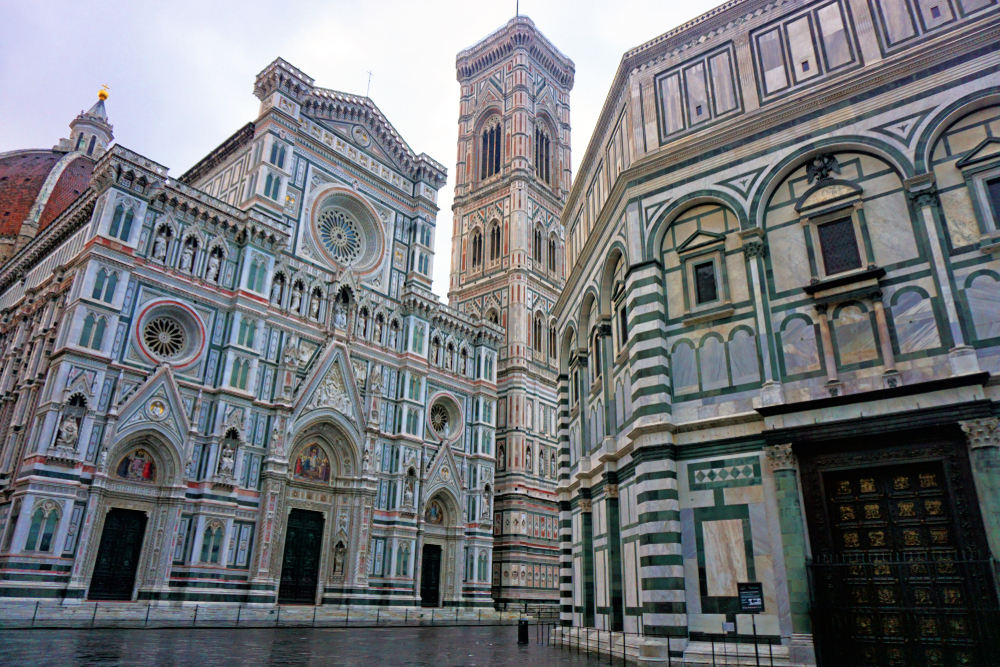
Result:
[351, 126, 372, 147]
[147, 399, 168, 421]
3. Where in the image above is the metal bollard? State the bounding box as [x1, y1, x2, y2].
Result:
[517, 618, 529, 645]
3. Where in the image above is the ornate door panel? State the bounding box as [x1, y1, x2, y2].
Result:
[88, 509, 148, 601]
[804, 448, 997, 667]
[278, 509, 324, 604]
[420, 544, 442, 607]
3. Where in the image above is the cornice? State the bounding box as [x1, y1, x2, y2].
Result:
[456, 16, 575, 89]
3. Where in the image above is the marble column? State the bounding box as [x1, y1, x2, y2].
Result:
[815, 305, 840, 392]
[764, 444, 816, 666]
[960, 418, 1000, 560]
[906, 176, 980, 375]
[870, 290, 900, 387]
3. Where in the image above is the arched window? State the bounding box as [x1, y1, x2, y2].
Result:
[79, 313, 106, 350]
[200, 524, 224, 564]
[534, 228, 543, 263]
[75, 134, 86, 151]
[548, 235, 557, 273]
[534, 126, 551, 184]
[481, 121, 502, 180]
[264, 173, 281, 200]
[230, 359, 250, 390]
[108, 205, 134, 242]
[397, 543, 410, 577]
[24, 505, 60, 552]
[412, 324, 425, 355]
[489, 223, 501, 261]
[269, 142, 286, 169]
[87, 135, 97, 156]
[525, 445, 532, 473]
[477, 552, 488, 581]
[533, 317, 543, 352]
[249, 258, 268, 293]
[549, 326, 557, 359]
[471, 229, 483, 269]
[238, 318, 256, 348]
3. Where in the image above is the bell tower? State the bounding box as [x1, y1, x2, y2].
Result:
[449, 16, 574, 606]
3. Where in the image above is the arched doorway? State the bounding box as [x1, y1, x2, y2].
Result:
[419, 491, 462, 608]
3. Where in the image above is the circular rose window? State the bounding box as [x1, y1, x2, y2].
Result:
[318, 208, 364, 265]
[143, 317, 186, 358]
[431, 404, 449, 434]
[311, 192, 384, 274]
[427, 396, 462, 442]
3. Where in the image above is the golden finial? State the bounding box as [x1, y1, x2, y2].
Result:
[98, 84, 110, 101]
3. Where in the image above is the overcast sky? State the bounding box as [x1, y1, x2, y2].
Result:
[0, 0, 716, 298]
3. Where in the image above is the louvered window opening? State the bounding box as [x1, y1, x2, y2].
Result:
[818, 217, 862, 275]
[481, 124, 502, 179]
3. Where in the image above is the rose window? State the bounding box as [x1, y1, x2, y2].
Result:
[431, 404, 449, 433]
[143, 317, 186, 358]
[317, 208, 363, 266]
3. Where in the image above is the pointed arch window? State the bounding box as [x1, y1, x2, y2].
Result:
[471, 229, 484, 269]
[75, 134, 86, 152]
[200, 524, 225, 564]
[480, 121, 502, 180]
[79, 313, 107, 351]
[108, 205, 134, 242]
[534, 126, 551, 185]
[24, 505, 60, 552]
[87, 136, 97, 156]
[230, 359, 250, 390]
[91, 268, 118, 303]
[533, 316, 544, 352]
[533, 228, 543, 264]
[237, 318, 256, 349]
[548, 235, 557, 273]
[489, 223, 501, 262]
[269, 142, 286, 169]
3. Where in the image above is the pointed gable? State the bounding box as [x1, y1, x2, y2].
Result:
[114, 365, 191, 448]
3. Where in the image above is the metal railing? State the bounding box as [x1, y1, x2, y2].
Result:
[535, 621, 780, 667]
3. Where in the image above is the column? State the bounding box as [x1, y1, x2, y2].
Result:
[579, 496, 596, 628]
[741, 232, 781, 404]
[906, 176, 980, 375]
[764, 444, 816, 666]
[605, 479, 624, 632]
[960, 418, 1000, 560]
[871, 289, 899, 387]
[815, 305, 840, 392]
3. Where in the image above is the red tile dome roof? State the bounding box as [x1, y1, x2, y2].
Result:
[0, 149, 94, 238]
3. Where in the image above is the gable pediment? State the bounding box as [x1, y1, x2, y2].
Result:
[293, 342, 365, 427]
[957, 137, 1000, 169]
[677, 230, 725, 254]
[114, 365, 190, 445]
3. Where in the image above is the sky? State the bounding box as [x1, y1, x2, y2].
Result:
[0, 0, 718, 299]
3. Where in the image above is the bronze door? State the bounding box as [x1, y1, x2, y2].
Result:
[88, 509, 148, 601]
[809, 460, 997, 667]
[277, 509, 324, 604]
[420, 544, 442, 607]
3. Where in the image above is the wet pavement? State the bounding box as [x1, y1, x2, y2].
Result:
[0, 624, 609, 667]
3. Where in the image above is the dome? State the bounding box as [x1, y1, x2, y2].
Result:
[0, 149, 94, 255]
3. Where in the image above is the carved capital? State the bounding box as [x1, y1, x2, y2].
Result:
[961, 418, 1000, 450]
[765, 444, 798, 472]
[606, 484, 619, 498]
[578, 499, 592, 513]
[904, 174, 939, 210]
[742, 240, 769, 260]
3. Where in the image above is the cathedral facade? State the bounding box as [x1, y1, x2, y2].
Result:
[554, 0, 1000, 665]
[0, 59, 500, 608]
[448, 17, 573, 607]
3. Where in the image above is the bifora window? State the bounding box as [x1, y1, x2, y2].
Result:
[481, 122, 502, 179]
[818, 217, 862, 275]
[535, 126, 551, 184]
[694, 261, 718, 304]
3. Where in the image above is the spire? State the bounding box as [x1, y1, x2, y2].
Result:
[54, 88, 114, 158]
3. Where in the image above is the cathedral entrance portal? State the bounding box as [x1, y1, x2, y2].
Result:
[420, 544, 442, 607]
[88, 509, 148, 601]
[278, 509, 325, 604]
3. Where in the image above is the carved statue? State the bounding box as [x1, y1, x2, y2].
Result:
[218, 442, 236, 477]
[152, 232, 168, 261]
[362, 446, 371, 473]
[270, 280, 282, 304]
[334, 302, 347, 329]
[481, 490, 491, 519]
[369, 364, 382, 392]
[404, 478, 415, 508]
[334, 543, 346, 574]
[373, 318, 383, 344]
[206, 254, 221, 283]
[310, 296, 321, 320]
[290, 287, 302, 313]
[181, 245, 195, 272]
[56, 415, 79, 448]
[388, 325, 398, 349]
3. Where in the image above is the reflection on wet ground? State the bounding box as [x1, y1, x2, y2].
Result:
[0, 624, 608, 667]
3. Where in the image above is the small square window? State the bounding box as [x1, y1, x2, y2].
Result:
[801, 61, 810, 72]
[818, 217, 863, 275]
[695, 105, 703, 116]
[694, 261, 718, 304]
[930, 5, 941, 18]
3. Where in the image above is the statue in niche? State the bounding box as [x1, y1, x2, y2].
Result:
[290, 285, 303, 313]
[373, 317, 383, 344]
[481, 491, 491, 519]
[180, 244, 195, 272]
[334, 541, 346, 575]
[217, 442, 236, 477]
[206, 253, 221, 283]
[404, 478, 415, 508]
[310, 295, 321, 320]
[152, 230, 168, 261]
[445, 349, 453, 371]
[388, 324, 398, 349]
[270, 279, 283, 304]
[369, 365, 382, 393]
[334, 301, 347, 329]
[56, 415, 79, 448]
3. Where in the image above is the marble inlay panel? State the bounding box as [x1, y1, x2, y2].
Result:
[834, 305, 878, 365]
[700, 337, 729, 391]
[780, 317, 821, 375]
[892, 291, 941, 353]
[939, 188, 980, 249]
[866, 191, 919, 265]
[768, 225, 809, 293]
[704, 518, 748, 597]
[729, 329, 761, 385]
[967, 275, 1000, 340]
